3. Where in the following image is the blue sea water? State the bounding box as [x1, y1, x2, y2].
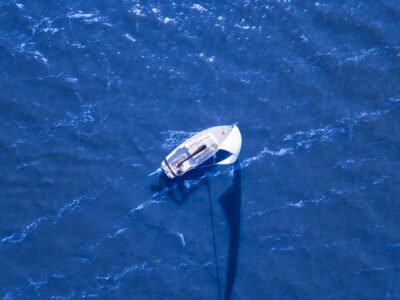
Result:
[1, 0, 400, 299]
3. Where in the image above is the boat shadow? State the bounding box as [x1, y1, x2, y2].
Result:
[150, 165, 215, 205]
[150, 163, 242, 300]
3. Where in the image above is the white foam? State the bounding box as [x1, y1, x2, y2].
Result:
[282, 106, 397, 153]
[151, 186, 172, 198]
[172, 231, 186, 247]
[65, 76, 78, 83]
[373, 176, 387, 185]
[42, 27, 59, 34]
[263, 147, 293, 156]
[33, 51, 48, 64]
[287, 200, 305, 208]
[300, 34, 308, 42]
[67, 11, 106, 24]
[286, 196, 326, 209]
[199, 53, 215, 63]
[115, 228, 127, 236]
[87, 197, 164, 251]
[130, 5, 145, 16]
[235, 24, 253, 30]
[343, 47, 378, 64]
[68, 12, 95, 19]
[1, 216, 47, 245]
[240, 146, 293, 169]
[54, 198, 81, 222]
[114, 263, 150, 281]
[191, 4, 207, 12]
[53, 103, 96, 128]
[271, 246, 296, 252]
[124, 34, 136, 42]
[1, 192, 98, 247]
[71, 42, 86, 49]
[162, 17, 173, 24]
[207, 56, 215, 62]
[130, 200, 163, 213]
[28, 277, 47, 289]
[388, 96, 400, 103]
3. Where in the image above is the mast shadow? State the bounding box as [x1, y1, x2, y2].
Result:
[218, 163, 241, 300]
[149, 162, 242, 300]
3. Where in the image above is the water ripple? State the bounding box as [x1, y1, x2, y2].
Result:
[0, 190, 99, 249]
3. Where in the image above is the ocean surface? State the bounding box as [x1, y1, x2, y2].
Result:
[1, 0, 400, 299]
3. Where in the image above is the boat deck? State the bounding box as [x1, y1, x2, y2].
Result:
[162, 125, 234, 178]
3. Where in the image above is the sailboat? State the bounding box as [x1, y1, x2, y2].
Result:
[161, 125, 242, 179]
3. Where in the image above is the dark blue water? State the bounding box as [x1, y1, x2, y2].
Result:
[1, 0, 400, 299]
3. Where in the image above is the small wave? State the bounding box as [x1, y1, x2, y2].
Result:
[286, 200, 305, 208]
[245, 174, 388, 222]
[83, 258, 212, 295]
[129, 5, 146, 17]
[68, 12, 96, 19]
[388, 96, 400, 103]
[283, 105, 395, 151]
[270, 246, 297, 252]
[260, 229, 305, 241]
[32, 51, 48, 64]
[240, 147, 293, 168]
[130, 200, 163, 214]
[337, 157, 373, 169]
[262, 147, 293, 156]
[124, 34, 136, 42]
[341, 46, 379, 65]
[285, 196, 326, 208]
[234, 23, 257, 30]
[53, 103, 97, 129]
[67, 11, 107, 25]
[191, 4, 207, 12]
[86, 200, 165, 251]
[169, 230, 186, 247]
[162, 17, 174, 24]
[4, 273, 67, 300]
[54, 198, 82, 223]
[244, 195, 327, 221]
[199, 53, 215, 63]
[0, 191, 98, 249]
[1, 216, 48, 245]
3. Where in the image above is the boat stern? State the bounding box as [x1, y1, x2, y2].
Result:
[161, 159, 176, 179]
